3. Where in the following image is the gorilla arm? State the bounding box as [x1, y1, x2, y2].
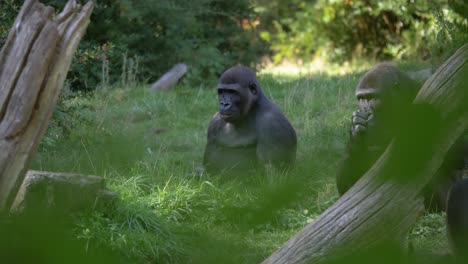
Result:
[336, 110, 388, 195]
[203, 113, 259, 174]
[423, 135, 466, 211]
[203, 114, 224, 173]
[256, 111, 297, 170]
[336, 131, 379, 195]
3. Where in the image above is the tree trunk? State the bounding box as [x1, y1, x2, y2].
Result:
[0, 0, 93, 210]
[263, 44, 468, 264]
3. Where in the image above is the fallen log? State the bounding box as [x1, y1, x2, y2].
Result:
[148, 63, 188, 91]
[263, 44, 468, 264]
[0, 0, 94, 210]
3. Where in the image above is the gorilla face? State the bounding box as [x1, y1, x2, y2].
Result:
[355, 63, 417, 115]
[217, 67, 260, 123]
[356, 88, 382, 112]
[218, 87, 243, 122]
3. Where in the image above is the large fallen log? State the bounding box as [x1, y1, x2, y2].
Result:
[263, 44, 468, 264]
[148, 63, 188, 91]
[0, 0, 94, 210]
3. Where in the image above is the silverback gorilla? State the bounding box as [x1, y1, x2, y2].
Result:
[336, 62, 466, 212]
[203, 66, 297, 175]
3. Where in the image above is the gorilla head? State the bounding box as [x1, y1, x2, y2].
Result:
[217, 66, 261, 123]
[355, 62, 418, 115]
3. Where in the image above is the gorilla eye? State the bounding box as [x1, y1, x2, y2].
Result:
[248, 82, 257, 95]
[218, 88, 239, 95]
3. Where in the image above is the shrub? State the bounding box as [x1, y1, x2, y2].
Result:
[429, 0, 468, 67]
[0, 0, 266, 91]
[255, 0, 464, 64]
[0, 0, 21, 45]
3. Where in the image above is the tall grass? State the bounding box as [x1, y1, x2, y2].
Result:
[33, 68, 449, 263]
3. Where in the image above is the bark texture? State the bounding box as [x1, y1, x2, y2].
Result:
[0, 0, 94, 210]
[148, 63, 188, 91]
[263, 44, 468, 264]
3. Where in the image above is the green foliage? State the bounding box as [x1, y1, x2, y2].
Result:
[0, 210, 123, 263]
[255, 0, 468, 65]
[68, 0, 264, 89]
[2, 0, 466, 91]
[31, 66, 452, 262]
[32, 69, 356, 262]
[0, 0, 20, 44]
[0, 0, 265, 90]
[429, 1, 468, 67]
[39, 92, 96, 151]
[75, 176, 183, 262]
[408, 212, 447, 250]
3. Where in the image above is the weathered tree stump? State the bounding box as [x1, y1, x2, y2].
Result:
[11, 170, 118, 213]
[0, 0, 94, 210]
[263, 44, 468, 264]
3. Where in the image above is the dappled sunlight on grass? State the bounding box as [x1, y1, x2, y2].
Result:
[259, 58, 375, 77]
[31, 65, 451, 263]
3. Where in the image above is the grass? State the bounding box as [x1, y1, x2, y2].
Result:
[32, 67, 449, 263]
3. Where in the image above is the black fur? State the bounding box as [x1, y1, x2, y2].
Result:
[447, 178, 468, 261]
[203, 66, 297, 175]
[336, 62, 465, 212]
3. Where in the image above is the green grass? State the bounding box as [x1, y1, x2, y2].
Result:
[32, 68, 449, 263]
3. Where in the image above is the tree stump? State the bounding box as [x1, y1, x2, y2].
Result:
[0, 0, 93, 210]
[11, 170, 118, 213]
[263, 44, 468, 264]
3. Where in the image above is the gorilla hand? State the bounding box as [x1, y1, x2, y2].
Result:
[350, 109, 372, 139]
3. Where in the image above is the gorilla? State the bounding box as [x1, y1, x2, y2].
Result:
[203, 66, 297, 175]
[336, 62, 466, 212]
[447, 178, 468, 261]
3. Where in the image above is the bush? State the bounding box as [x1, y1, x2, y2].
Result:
[429, 0, 468, 67]
[0, 0, 21, 45]
[255, 0, 468, 65]
[0, 0, 266, 91]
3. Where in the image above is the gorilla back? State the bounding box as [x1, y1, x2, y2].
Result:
[447, 178, 468, 261]
[203, 66, 297, 175]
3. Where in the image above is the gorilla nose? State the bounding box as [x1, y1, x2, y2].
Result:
[220, 102, 232, 111]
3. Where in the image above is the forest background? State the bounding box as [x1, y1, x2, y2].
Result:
[2, 0, 467, 90]
[1, 0, 468, 263]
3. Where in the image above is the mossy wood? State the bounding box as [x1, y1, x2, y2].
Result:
[0, 0, 93, 210]
[263, 44, 468, 264]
